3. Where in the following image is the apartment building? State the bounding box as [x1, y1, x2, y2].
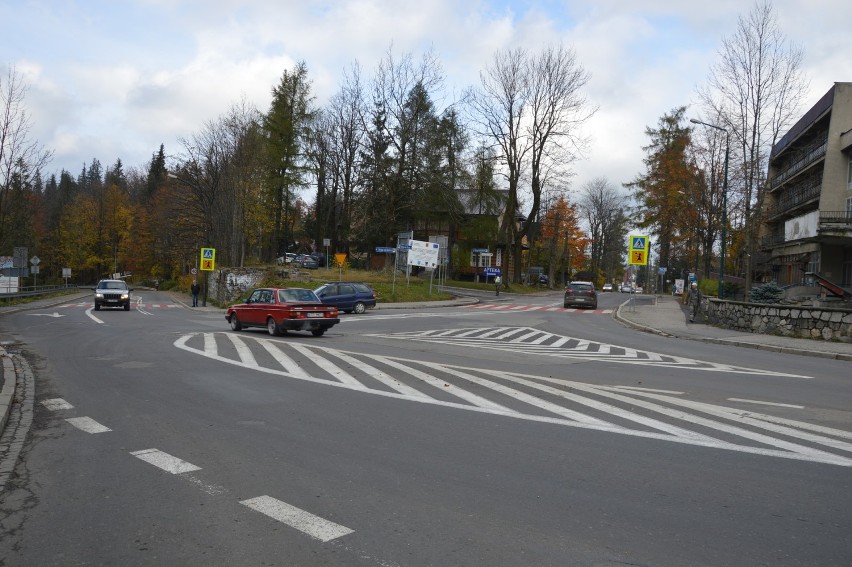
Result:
[759, 82, 852, 292]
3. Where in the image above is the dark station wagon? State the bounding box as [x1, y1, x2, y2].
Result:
[314, 282, 377, 314]
[225, 287, 339, 336]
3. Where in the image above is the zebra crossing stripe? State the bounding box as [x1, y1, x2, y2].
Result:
[173, 333, 848, 466]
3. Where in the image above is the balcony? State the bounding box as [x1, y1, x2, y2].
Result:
[819, 211, 852, 234]
[759, 234, 786, 250]
[767, 180, 821, 220]
[769, 140, 826, 191]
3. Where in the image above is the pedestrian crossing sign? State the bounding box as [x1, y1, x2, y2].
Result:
[200, 248, 216, 271]
[628, 235, 649, 265]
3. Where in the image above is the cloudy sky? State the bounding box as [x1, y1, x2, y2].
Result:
[3, 0, 851, 195]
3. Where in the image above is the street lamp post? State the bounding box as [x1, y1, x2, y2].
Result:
[690, 118, 729, 299]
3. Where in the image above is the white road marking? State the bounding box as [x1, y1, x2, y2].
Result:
[727, 398, 805, 409]
[611, 386, 685, 395]
[369, 326, 813, 379]
[225, 333, 259, 367]
[65, 416, 111, 433]
[288, 342, 364, 387]
[174, 332, 851, 466]
[85, 308, 104, 324]
[240, 495, 354, 542]
[27, 312, 64, 318]
[41, 398, 74, 411]
[136, 297, 153, 315]
[131, 448, 201, 474]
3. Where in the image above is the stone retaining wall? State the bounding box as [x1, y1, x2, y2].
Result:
[704, 299, 852, 342]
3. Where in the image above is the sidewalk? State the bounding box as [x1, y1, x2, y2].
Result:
[614, 294, 852, 362]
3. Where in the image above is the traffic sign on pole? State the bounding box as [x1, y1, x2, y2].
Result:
[628, 235, 649, 266]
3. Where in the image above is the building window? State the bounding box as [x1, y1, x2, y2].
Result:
[848, 156, 852, 189]
[847, 196, 852, 217]
[470, 252, 492, 268]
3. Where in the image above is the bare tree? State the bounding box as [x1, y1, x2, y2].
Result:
[697, 0, 808, 292]
[0, 66, 52, 249]
[174, 100, 262, 267]
[579, 177, 629, 285]
[469, 44, 595, 283]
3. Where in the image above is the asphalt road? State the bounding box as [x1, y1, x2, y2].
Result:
[1, 289, 850, 566]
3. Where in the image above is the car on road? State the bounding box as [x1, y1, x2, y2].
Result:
[564, 281, 598, 309]
[314, 282, 377, 314]
[293, 254, 319, 269]
[602, 283, 613, 292]
[93, 279, 132, 311]
[225, 287, 339, 336]
[620, 283, 634, 293]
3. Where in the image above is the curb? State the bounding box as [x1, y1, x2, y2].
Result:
[614, 300, 852, 362]
[0, 348, 14, 434]
[613, 301, 674, 338]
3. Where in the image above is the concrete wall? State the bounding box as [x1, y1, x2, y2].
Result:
[208, 268, 267, 305]
[705, 299, 852, 342]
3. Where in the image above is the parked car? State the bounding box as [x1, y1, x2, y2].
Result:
[314, 282, 376, 314]
[564, 281, 598, 309]
[620, 283, 634, 293]
[309, 252, 326, 267]
[225, 287, 339, 336]
[93, 279, 132, 311]
[276, 253, 297, 266]
[602, 283, 613, 292]
[293, 254, 319, 269]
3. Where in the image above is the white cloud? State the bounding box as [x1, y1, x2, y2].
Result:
[3, 0, 851, 190]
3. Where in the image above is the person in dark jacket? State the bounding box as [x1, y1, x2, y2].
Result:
[687, 282, 701, 322]
[191, 280, 200, 307]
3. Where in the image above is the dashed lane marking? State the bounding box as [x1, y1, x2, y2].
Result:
[65, 416, 112, 434]
[130, 448, 202, 474]
[41, 398, 74, 411]
[240, 495, 354, 542]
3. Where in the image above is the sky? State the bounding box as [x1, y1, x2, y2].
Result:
[3, 0, 851, 197]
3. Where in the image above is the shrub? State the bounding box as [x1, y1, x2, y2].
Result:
[750, 282, 784, 304]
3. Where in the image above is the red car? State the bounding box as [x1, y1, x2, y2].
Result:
[225, 287, 340, 337]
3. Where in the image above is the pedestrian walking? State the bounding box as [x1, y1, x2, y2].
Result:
[686, 281, 701, 322]
[494, 275, 502, 296]
[191, 279, 200, 307]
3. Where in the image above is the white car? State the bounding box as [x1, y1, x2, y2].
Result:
[276, 253, 297, 265]
[620, 284, 634, 293]
[602, 283, 613, 292]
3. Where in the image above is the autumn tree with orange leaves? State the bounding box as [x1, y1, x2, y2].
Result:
[539, 194, 588, 286]
[626, 106, 703, 291]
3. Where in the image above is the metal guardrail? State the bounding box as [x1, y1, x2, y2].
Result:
[0, 284, 80, 300]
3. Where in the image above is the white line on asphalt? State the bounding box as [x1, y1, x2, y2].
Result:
[85, 307, 104, 324]
[610, 386, 685, 395]
[240, 495, 354, 542]
[65, 416, 112, 434]
[41, 398, 74, 411]
[727, 398, 805, 409]
[288, 342, 364, 387]
[130, 448, 202, 474]
[225, 333, 259, 367]
[173, 333, 852, 467]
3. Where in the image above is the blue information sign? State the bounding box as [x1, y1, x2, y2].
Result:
[375, 247, 396, 253]
[483, 267, 502, 276]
